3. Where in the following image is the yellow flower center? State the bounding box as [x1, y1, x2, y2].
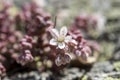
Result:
[57, 36, 65, 42]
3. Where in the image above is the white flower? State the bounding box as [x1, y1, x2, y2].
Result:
[49, 26, 72, 49]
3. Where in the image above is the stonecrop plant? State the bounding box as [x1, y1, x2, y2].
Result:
[48, 26, 91, 66]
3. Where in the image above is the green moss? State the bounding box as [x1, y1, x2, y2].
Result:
[113, 61, 120, 71]
[34, 57, 40, 61]
[98, 42, 115, 61]
[81, 75, 88, 80]
[104, 77, 120, 80]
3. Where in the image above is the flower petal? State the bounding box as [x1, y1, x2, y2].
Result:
[49, 38, 57, 45]
[50, 29, 59, 39]
[65, 36, 72, 43]
[61, 57, 66, 65]
[58, 42, 65, 49]
[55, 56, 62, 66]
[64, 54, 71, 63]
[60, 26, 67, 36]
